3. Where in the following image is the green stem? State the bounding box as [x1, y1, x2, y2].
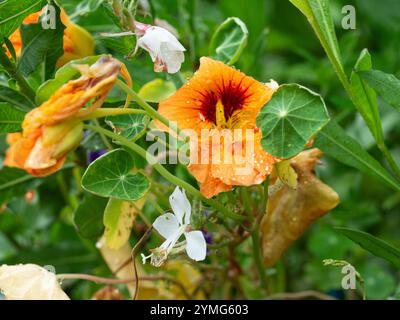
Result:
[116, 80, 181, 136]
[251, 228, 267, 292]
[92, 119, 112, 150]
[252, 177, 270, 293]
[56, 172, 78, 210]
[77, 108, 146, 121]
[241, 187, 252, 214]
[0, 48, 36, 102]
[275, 260, 286, 293]
[83, 124, 245, 221]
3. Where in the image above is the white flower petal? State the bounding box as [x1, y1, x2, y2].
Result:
[160, 226, 184, 253]
[169, 187, 191, 225]
[0, 264, 69, 300]
[184, 231, 207, 261]
[159, 42, 185, 74]
[266, 79, 279, 90]
[137, 26, 185, 74]
[153, 212, 180, 239]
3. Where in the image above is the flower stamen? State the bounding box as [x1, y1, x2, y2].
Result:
[215, 100, 227, 128]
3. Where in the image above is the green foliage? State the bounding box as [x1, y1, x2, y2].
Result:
[73, 0, 105, 17]
[97, 34, 136, 56]
[360, 69, 400, 113]
[257, 84, 329, 158]
[314, 121, 400, 192]
[0, 102, 25, 133]
[81, 149, 150, 201]
[0, 167, 41, 205]
[360, 262, 396, 300]
[73, 194, 107, 239]
[1, 0, 400, 301]
[350, 49, 383, 144]
[105, 113, 149, 141]
[0, 0, 46, 38]
[0, 85, 36, 111]
[289, 0, 345, 83]
[209, 17, 248, 65]
[138, 79, 176, 103]
[336, 227, 400, 269]
[17, 6, 65, 80]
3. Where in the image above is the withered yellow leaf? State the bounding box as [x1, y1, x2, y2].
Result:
[275, 159, 298, 189]
[103, 198, 145, 250]
[261, 149, 340, 267]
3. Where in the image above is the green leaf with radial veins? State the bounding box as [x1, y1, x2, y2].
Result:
[314, 121, 400, 192]
[335, 227, 400, 269]
[350, 49, 383, 143]
[209, 17, 248, 65]
[0, 0, 46, 38]
[81, 149, 150, 201]
[73, 194, 108, 239]
[17, 5, 65, 80]
[0, 85, 36, 111]
[0, 103, 25, 134]
[105, 113, 149, 141]
[360, 69, 400, 113]
[256, 84, 330, 158]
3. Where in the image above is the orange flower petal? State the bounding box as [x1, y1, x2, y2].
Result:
[158, 57, 278, 198]
[158, 57, 275, 132]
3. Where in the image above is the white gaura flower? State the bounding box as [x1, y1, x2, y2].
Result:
[135, 24, 186, 74]
[0, 264, 69, 300]
[142, 187, 207, 267]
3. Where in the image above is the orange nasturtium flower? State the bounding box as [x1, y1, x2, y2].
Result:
[158, 57, 278, 198]
[7, 10, 94, 66]
[5, 56, 132, 177]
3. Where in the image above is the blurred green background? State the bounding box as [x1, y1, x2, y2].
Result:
[1, 0, 400, 299]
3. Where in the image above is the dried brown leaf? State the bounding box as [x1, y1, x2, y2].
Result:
[261, 149, 340, 267]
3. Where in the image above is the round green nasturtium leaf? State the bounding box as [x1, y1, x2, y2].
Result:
[105, 113, 149, 141]
[256, 84, 330, 159]
[81, 149, 150, 201]
[209, 17, 248, 65]
[138, 79, 176, 103]
[36, 55, 104, 104]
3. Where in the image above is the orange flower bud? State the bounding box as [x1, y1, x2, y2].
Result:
[5, 56, 130, 177]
